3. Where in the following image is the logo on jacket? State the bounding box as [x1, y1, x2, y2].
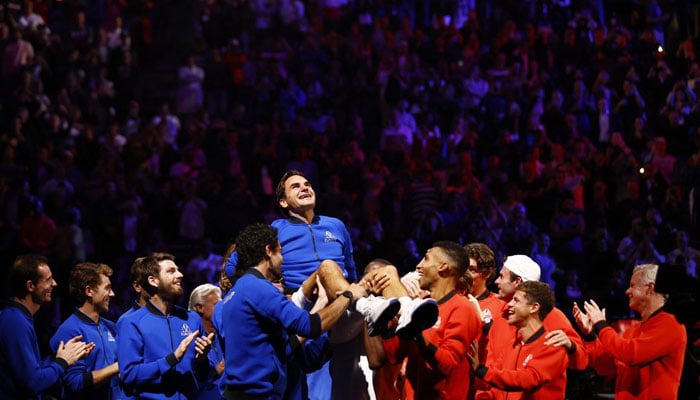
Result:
[107, 331, 116, 342]
[324, 231, 339, 243]
[482, 308, 493, 324]
[181, 323, 193, 337]
[522, 353, 533, 367]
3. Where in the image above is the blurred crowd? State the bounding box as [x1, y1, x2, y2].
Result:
[0, 0, 699, 328]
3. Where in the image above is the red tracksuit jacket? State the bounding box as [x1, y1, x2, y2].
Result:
[584, 309, 686, 400]
[477, 326, 568, 400]
[382, 291, 481, 400]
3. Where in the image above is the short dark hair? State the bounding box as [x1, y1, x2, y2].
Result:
[138, 253, 176, 295]
[234, 223, 279, 281]
[10, 254, 48, 298]
[129, 257, 148, 285]
[433, 241, 469, 277]
[517, 281, 555, 320]
[464, 243, 497, 281]
[275, 170, 307, 203]
[69, 263, 113, 304]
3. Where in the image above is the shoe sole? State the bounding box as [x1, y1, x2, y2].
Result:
[396, 301, 439, 339]
[368, 299, 401, 337]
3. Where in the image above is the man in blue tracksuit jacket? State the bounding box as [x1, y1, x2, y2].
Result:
[214, 250, 330, 400]
[272, 170, 358, 399]
[0, 254, 91, 400]
[221, 223, 376, 400]
[50, 262, 121, 399]
[272, 170, 357, 290]
[117, 253, 213, 400]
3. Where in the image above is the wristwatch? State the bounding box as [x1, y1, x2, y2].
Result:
[341, 290, 354, 303]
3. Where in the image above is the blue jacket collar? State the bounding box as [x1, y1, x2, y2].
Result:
[145, 299, 188, 320]
[7, 299, 32, 319]
[287, 214, 320, 224]
[73, 308, 100, 324]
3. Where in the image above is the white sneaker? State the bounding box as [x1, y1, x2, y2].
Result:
[355, 295, 401, 336]
[395, 297, 439, 339]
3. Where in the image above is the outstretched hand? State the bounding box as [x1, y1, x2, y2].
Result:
[582, 300, 606, 325]
[401, 272, 422, 298]
[572, 302, 592, 334]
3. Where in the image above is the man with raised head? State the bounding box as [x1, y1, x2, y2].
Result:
[472, 281, 568, 399]
[50, 262, 121, 399]
[117, 253, 214, 399]
[0, 254, 92, 399]
[573, 263, 686, 399]
[272, 170, 357, 400]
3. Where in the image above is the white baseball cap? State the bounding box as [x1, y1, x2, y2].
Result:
[503, 255, 541, 282]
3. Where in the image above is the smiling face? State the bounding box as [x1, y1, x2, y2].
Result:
[31, 264, 57, 305]
[625, 271, 651, 312]
[416, 247, 445, 291]
[90, 274, 114, 314]
[155, 260, 184, 299]
[506, 289, 537, 327]
[279, 174, 316, 214]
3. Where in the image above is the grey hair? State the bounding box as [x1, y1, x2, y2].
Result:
[188, 284, 222, 311]
[632, 264, 658, 284]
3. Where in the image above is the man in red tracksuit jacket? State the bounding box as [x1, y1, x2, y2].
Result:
[473, 281, 567, 399]
[573, 263, 686, 400]
[477, 254, 587, 399]
[364, 241, 482, 400]
[464, 243, 505, 396]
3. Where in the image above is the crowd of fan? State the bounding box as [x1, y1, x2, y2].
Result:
[0, 0, 699, 323]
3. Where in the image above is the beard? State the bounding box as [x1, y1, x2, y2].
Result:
[159, 282, 183, 300]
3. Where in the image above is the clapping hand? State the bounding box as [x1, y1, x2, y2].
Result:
[582, 300, 606, 325]
[194, 332, 215, 359]
[572, 302, 592, 334]
[56, 335, 94, 366]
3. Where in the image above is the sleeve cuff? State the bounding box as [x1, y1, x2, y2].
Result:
[592, 321, 610, 336]
[582, 332, 597, 342]
[166, 353, 179, 367]
[476, 365, 488, 378]
[309, 313, 322, 338]
[566, 342, 577, 355]
[54, 358, 69, 370]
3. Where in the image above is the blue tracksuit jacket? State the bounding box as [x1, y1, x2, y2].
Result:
[272, 215, 357, 289]
[117, 300, 209, 399]
[214, 286, 330, 400]
[0, 300, 68, 400]
[49, 309, 122, 399]
[221, 268, 322, 397]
